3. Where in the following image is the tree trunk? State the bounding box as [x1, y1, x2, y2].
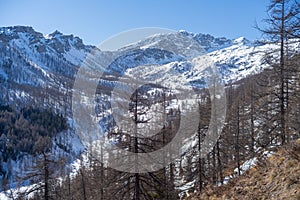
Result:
[216, 141, 223, 185]
[43, 153, 49, 200]
[280, 0, 286, 145]
[236, 102, 241, 176]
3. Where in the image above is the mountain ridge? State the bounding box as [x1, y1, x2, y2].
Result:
[0, 25, 299, 195]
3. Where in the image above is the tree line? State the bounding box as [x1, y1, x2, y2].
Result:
[2, 0, 300, 199]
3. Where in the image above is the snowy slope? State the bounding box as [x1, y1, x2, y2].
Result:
[2, 25, 296, 108]
[1, 26, 299, 195]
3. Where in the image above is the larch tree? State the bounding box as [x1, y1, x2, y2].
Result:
[257, 0, 300, 145]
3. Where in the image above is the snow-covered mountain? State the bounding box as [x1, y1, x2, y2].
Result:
[1, 26, 293, 110]
[0, 25, 292, 153]
[1, 26, 299, 193]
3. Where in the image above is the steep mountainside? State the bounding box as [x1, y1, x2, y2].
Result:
[0, 26, 299, 194]
[189, 139, 300, 200]
[0, 25, 284, 147]
[2, 26, 299, 111]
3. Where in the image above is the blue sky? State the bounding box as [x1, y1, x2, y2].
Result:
[0, 0, 269, 46]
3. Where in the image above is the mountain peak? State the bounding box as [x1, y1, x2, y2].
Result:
[0, 26, 34, 33]
[46, 30, 63, 38]
[0, 26, 43, 38]
[190, 32, 232, 52]
[233, 36, 250, 45]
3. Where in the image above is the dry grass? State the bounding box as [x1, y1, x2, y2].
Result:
[188, 139, 300, 200]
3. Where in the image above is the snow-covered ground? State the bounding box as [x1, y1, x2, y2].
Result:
[222, 150, 276, 185]
[1, 26, 299, 199]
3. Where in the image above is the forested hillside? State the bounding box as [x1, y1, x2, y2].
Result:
[0, 0, 300, 199]
[189, 139, 300, 200]
[27, 52, 300, 199]
[15, 49, 300, 199]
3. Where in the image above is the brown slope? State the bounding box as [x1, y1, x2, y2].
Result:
[188, 139, 300, 200]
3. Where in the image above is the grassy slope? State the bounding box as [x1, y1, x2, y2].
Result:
[189, 139, 300, 200]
